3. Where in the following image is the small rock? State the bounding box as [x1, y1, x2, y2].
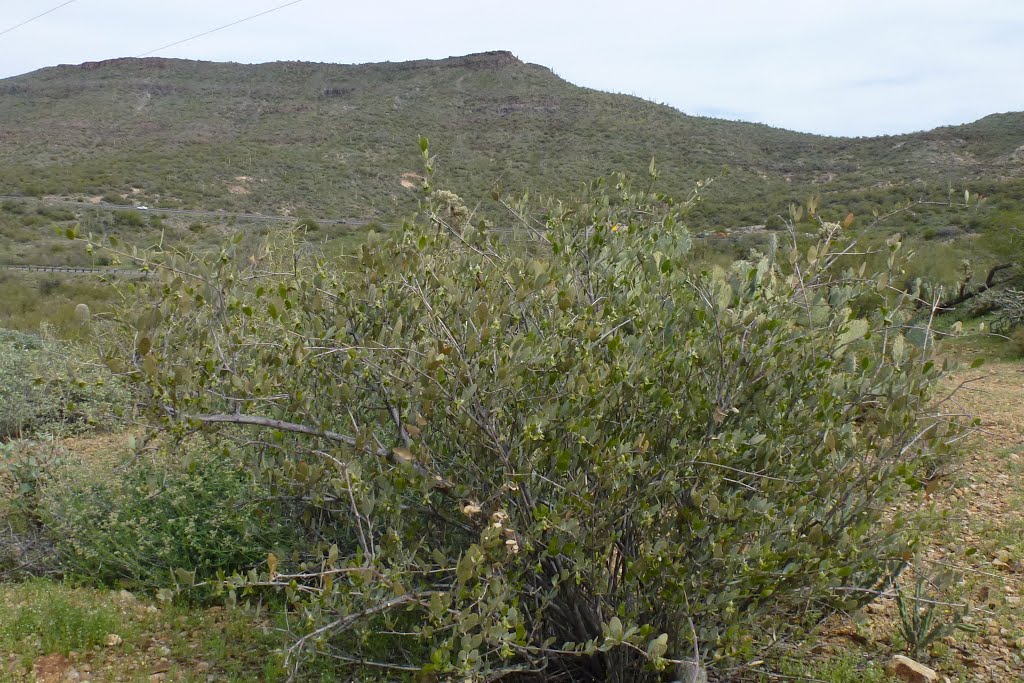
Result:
[116, 589, 137, 603]
[195, 662, 212, 672]
[149, 675, 166, 683]
[887, 655, 939, 683]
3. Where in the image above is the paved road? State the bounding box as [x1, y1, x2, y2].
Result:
[0, 195, 393, 228]
[0, 264, 151, 277]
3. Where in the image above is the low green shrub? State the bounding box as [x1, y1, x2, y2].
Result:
[40, 440, 293, 594]
[0, 327, 127, 439]
[0, 579, 126, 656]
[0, 437, 64, 504]
[768, 652, 892, 683]
[112, 210, 145, 228]
[1, 437, 66, 579]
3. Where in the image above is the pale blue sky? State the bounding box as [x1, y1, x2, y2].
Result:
[1, 0, 1022, 137]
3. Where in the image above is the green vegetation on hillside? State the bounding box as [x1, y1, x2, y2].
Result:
[1, 52, 1020, 340]
[1, 52, 1021, 227]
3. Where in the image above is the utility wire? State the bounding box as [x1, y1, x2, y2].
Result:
[136, 0, 305, 58]
[0, 0, 78, 39]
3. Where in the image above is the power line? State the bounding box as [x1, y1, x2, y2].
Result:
[136, 0, 305, 58]
[0, 0, 78, 39]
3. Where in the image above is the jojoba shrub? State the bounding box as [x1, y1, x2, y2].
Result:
[95, 156, 954, 681]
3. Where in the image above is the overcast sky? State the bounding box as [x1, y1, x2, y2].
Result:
[1, 0, 1022, 137]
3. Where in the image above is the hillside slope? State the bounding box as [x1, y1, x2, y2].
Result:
[0, 51, 1022, 221]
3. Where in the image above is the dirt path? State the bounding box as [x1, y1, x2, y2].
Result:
[813, 359, 1024, 681]
[932, 361, 1024, 679]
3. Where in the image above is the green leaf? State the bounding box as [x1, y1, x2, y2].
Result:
[706, 494, 720, 514]
[647, 633, 668, 659]
[607, 616, 623, 640]
[892, 334, 905, 361]
[174, 567, 196, 586]
[838, 319, 869, 348]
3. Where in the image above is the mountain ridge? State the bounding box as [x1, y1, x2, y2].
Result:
[1, 52, 1021, 223]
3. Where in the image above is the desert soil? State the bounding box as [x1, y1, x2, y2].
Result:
[812, 358, 1024, 681]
